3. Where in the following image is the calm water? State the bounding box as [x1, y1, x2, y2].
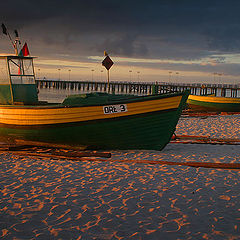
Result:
[0, 89, 239, 239]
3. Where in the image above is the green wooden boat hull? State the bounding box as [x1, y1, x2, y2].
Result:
[187, 95, 240, 112]
[188, 100, 240, 112]
[0, 109, 178, 150]
[0, 91, 189, 150]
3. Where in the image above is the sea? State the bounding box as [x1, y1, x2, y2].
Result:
[0, 88, 239, 240]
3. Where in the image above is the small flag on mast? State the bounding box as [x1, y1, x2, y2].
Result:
[19, 42, 30, 56]
[14, 30, 19, 38]
[1, 23, 7, 35]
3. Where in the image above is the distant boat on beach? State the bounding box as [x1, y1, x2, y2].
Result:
[0, 27, 189, 151]
[187, 94, 240, 112]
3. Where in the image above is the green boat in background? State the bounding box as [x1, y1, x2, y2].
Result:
[187, 94, 240, 112]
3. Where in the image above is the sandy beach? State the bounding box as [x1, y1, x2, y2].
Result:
[2, 0, 240, 238]
[0, 114, 239, 239]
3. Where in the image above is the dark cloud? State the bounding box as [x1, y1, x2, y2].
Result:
[1, 0, 240, 60]
[95, 33, 148, 56]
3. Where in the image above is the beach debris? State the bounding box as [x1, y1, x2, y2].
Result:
[5, 152, 239, 170]
[0, 138, 239, 170]
[0, 138, 111, 161]
[171, 135, 240, 145]
[181, 110, 240, 118]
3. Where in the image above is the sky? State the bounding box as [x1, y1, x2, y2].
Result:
[1, 0, 240, 84]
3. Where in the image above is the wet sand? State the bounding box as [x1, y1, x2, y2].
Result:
[0, 115, 239, 239]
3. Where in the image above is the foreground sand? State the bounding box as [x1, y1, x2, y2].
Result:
[0, 115, 239, 239]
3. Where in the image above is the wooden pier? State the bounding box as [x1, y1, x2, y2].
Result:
[36, 79, 240, 97]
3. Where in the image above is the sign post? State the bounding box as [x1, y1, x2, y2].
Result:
[102, 53, 114, 93]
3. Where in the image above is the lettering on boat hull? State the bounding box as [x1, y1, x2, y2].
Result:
[103, 104, 128, 114]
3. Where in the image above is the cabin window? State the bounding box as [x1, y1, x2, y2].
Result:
[0, 58, 9, 84]
[22, 59, 34, 76]
[11, 75, 35, 84]
[8, 58, 35, 84]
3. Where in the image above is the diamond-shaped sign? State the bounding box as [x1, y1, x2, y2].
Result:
[102, 56, 114, 70]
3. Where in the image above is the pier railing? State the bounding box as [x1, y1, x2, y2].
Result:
[36, 79, 240, 97]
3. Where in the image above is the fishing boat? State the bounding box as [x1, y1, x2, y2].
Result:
[0, 25, 189, 150]
[0, 54, 190, 150]
[187, 94, 240, 112]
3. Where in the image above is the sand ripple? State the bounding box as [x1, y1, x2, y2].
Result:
[0, 115, 240, 239]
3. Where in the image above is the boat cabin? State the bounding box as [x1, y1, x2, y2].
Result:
[0, 55, 38, 105]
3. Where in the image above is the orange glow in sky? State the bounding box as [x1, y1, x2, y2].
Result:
[33, 54, 240, 85]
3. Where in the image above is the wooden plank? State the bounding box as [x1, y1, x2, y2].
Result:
[3, 151, 239, 170]
[0, 150, 111, 160]
[171, 135, 240, 144]
[13, 139, 87, 151]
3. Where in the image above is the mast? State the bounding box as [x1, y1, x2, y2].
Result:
[1, 24, 22, 104]
[13, 30, 21, 56]
[1, 23, 21, 55]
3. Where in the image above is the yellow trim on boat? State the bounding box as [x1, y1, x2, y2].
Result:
[187, 95, 240, 104]
[0, 95, 182, 125]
